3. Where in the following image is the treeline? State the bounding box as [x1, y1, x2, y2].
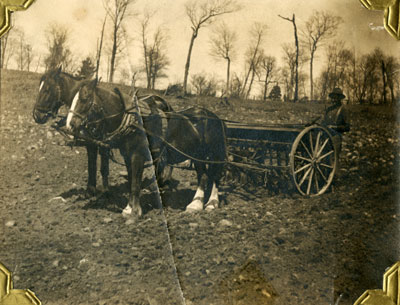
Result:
[0, 0, 398, 104]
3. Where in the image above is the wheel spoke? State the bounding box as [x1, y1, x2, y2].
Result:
[299, 167, 312, 187]
[300, 140, 313, 159]
[318, 150, 334, 161]
[307, 168, 314, 195]
[309, 131, 314, 156]
[294, 154, 312, 162]
[295, 163, 312, 174]
[314, 131, 321, 158]
[316, 138, 329, 158]
[316, 164, 328, 183]
[314, 171, 320, 193]
[319, 162, 333, 169]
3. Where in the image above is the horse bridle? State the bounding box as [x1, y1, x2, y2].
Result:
[34, 82, 63, 117]
[69, 89, 125, 139]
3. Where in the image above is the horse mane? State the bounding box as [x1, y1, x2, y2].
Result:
[59, 71, 86, 81]
[113, 87, 127, 110]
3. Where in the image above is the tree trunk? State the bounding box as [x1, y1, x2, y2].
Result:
[263, 70, 269, 101]
[381, 60, 387, 104]
[310, 51, 314, 101]
[106, 55, 110, 82]
[293, 14, 299, 102]
[26, 49, 30, 72]
[95, 15, 107, 81]
[152, 73, 156, 89]
[226, 57, 230, 96]
[389, 81, 395, 104]
[19, 36, 23, 71]
[147, 53, 152, 89]
[34, 55, 41, 72]
[109, 25, 118, 83]
[246, 65, 256, 99]
[142, 24, 150, 89]
[183, 31, 197, 95]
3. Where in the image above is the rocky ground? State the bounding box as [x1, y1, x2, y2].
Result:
[0, 70, 399, 305]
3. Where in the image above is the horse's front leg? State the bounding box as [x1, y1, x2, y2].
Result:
[86, 144, 98, 196]
[186, 162, 207, 212]
[99, 147, 110, 192]
[122, 149, 145, 220]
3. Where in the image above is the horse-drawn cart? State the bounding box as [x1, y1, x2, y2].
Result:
[225, 122, 340, 196]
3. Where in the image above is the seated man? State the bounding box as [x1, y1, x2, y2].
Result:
[321, 87, 350, 154]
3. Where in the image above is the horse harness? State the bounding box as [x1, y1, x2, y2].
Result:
[35, 82, 63, 117]
[76, 90, 168, 151]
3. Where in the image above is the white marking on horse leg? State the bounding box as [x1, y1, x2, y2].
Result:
[122, 204, 132, 217]
[39, 81, 44, 92]
[186, 185, 204, 212]
[66, 91, 80, 129]
[205, 182, 219, 211]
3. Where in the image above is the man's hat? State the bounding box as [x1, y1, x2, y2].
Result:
[329, 88, 345, 99]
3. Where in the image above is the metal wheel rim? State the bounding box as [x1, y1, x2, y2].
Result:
[289, 125, 338, 196]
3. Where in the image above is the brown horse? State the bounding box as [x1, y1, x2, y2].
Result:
[67, 79, 227, 219]
[33, 66, 173, 196]
[33, 66, 109, 196]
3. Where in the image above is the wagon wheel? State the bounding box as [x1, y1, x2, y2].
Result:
[290, 125, 338, 196]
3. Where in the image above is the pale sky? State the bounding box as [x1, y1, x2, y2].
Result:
[10, 0, 400, 92]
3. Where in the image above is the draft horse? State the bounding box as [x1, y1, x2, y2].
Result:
[33, 66, 172, 196]
[33, 66, 111, 196]
[66, 79, 227, 219]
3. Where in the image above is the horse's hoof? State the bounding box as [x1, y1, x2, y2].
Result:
[185, 199, 204, 213]
[125, 217, 137, 225]
[205, 199, 219, 211]
[99, 185, 110, 194]
[86, 186, 97, 197]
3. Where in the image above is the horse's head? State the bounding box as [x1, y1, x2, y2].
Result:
[33, 65, 64, 124]
[66, 78, 98, 134]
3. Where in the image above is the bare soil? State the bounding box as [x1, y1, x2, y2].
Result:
[0, 70, 399, 305]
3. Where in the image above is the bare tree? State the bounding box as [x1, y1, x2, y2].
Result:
[209, 21, 237, 96]
[149, 27, 169, 89]
[140, 12, 152, 89]
[140, 12, 170, 89]
[368, 48, 399, 104]
[17, 29, 25, 70]
[44, 23, 74, 72]
[241, 22, 267, 99]
[281, 44, 296, 101]
[25, 43, 34, 71]
[318, 41, 353, 100]
[385, 56, 399, 104]
[230, 72, 244, 98]
[1, 28, 21, 69]
[302, 11, 342, 101]
[191, 72, 218, 96]
[278, 14, 299, 102]
[103, 0, 135, 83]
[259, 54, 277, 100]
[183, 0, 239, 94]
